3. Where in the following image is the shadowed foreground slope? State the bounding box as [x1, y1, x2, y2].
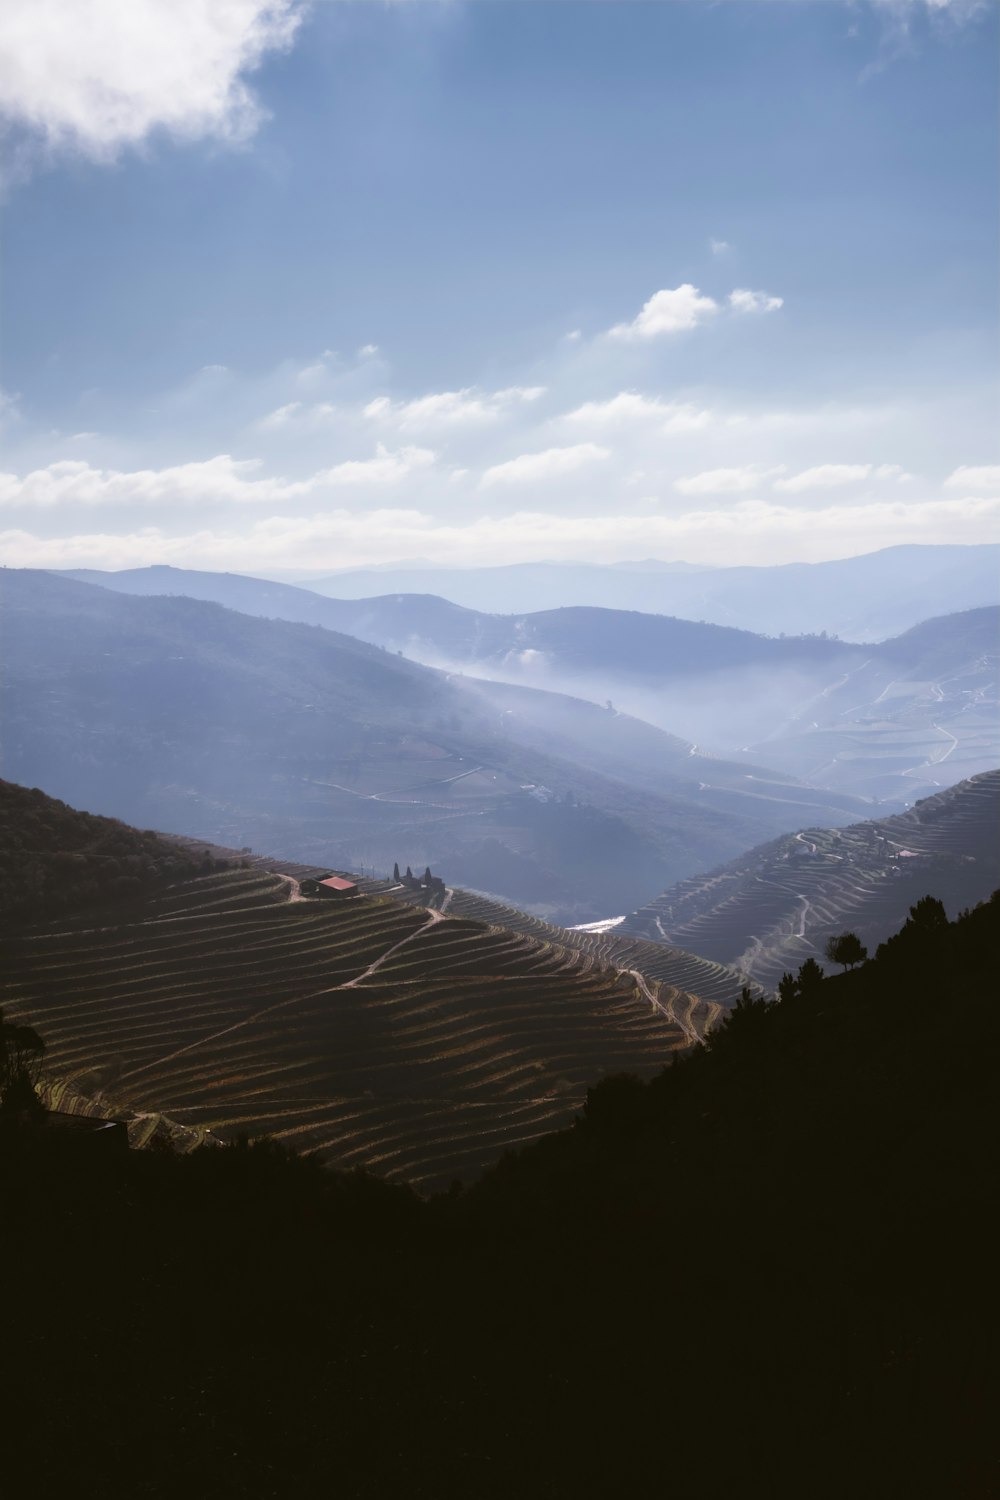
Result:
[1, 894, 995, 1499]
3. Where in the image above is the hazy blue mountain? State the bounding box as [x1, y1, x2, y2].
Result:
[3, 570, 867, 924]
[63, 564, 998, 805]
[297, 544, 999, 641]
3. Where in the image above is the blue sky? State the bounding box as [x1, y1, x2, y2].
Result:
[0, 0, 997, 574]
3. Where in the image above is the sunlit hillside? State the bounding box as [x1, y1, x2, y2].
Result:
[2, 862, 707, 1188]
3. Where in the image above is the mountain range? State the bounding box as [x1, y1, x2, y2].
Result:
[291, 544, 1000, 641]
[61, 561, 1000, 804]
[2, 569, 869, 923]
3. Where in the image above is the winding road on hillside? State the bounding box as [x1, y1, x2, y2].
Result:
[627, 967, 717, 1046]
[306, 765, 486, 812]
[119, 903, 447, 1084]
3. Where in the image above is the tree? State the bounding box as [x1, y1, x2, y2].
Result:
[706, 986, 775, 1054]
[907, 895, 948, 932]
[795, 957, 825, 999]
[824, 932, 868, 971]
[0, 1007, 46, 1121]
[393, 862, 400, 882]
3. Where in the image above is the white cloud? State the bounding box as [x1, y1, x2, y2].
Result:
[870, 0, 988, 17]
[674, 465, 773, 495]
[774, 462, 909, 491]
[5, 495, 997, 573]
[364, 386, 545, 431]
[944, 464, 1000, 490]
[564, 393, 711, 432]
[0, 455, 310, 507]
[318, 444, 435, 487]
[0, 388, 23, 426]
[479, 443, 610, 488]
[295, 362, 328, 388]
[709, 238, 732, 257]
[607, 284, 719, 341]
[494, 386, 546, 403]
[357, 344, 379, 358]
[0, 446, 435, 507]
[729, 288, 784, 315]
[377, 390, 497, 428]
[259, 401, 304, 430]
[0, 0, 301, 166]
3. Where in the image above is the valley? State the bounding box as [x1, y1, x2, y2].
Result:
[63, 560, 999, 806]
[1, 568, 873, 924]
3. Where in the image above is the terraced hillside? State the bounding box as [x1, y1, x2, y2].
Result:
[385, 881, 751, 1016]
[622, 770, 1000, 990]
[1, 866, 707, 1189]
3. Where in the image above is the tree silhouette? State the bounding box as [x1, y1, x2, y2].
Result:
[778, 971, 798, 1004]
[0, 1007, 46, 1121]
[796, 956, 825, 997]
[907, 895, 948, 931]
[824, 932, 868, 970]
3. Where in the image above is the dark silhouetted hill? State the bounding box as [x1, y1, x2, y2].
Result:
[0, 777, 207, 924]
[1, 891, 995, 1499]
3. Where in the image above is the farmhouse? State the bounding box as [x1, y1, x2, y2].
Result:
[301, 875, 359, 901]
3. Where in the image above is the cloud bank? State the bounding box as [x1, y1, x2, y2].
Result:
[3, 496, 995, 574]
[0, 0, 301, 164]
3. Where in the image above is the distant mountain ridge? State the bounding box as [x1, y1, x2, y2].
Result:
[60, 562, 1000, 804]
[2, 569, 867, 923]
[294, 544, 999, 641]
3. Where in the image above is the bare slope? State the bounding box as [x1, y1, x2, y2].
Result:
[622, 770, 1000, 989]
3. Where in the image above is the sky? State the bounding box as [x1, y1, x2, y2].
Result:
[0, 0, 997, 576]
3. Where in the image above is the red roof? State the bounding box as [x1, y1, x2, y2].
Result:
[318, 876, 357, 892]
